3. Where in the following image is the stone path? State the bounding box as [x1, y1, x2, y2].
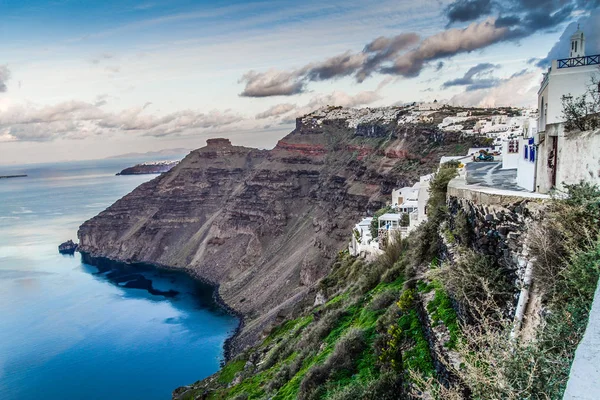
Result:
[465, 162, 526, 192]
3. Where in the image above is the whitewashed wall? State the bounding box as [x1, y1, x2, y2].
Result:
[502, 140, 521, 170]
[517, 137, 536, 191]
[538, 62, 596, 132]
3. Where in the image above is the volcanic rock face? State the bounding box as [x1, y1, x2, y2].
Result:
[78, 106, 480, 353]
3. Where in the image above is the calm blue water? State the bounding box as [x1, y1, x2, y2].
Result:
[0, 159, 238, 400]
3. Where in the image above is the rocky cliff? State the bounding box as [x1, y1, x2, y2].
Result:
[78, 106, 484, 354]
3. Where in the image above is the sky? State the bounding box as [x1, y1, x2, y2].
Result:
[0, 0, 598, 165]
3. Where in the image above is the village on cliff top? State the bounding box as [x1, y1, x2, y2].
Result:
[349, 27, 600, 265]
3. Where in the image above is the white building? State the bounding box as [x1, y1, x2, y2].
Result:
[417, 174, 434, 224]
[537, 26, 598, 133]
[418, 100, 442, 111]
[349, 217, 381, 258]
[501, 137, 521, 170]
[392, 182, 420, 211]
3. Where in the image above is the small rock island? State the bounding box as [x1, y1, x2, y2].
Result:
[116, 160, 178, 176]
[58, 240, 78, 255]
[0, 174, 28, 179]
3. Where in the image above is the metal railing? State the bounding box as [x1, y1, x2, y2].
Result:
[557, 54, 600, 69]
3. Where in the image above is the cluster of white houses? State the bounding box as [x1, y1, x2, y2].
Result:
[350, 27, 600, 258]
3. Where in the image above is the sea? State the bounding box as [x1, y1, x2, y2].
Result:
[0, 158, 238, 400]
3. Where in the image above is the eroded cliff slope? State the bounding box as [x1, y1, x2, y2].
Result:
[78, 106, 483, 353]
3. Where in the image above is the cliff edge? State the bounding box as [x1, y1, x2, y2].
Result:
[78, 106, 482, 354]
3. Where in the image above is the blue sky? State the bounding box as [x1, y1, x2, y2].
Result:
[0, 0, 598, 164]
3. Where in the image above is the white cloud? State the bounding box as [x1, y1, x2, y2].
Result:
[0, 65, 11, 92]
[449, 70, 539, 108]
[255, 103, 296, 119]
[0, 101, 244, 142]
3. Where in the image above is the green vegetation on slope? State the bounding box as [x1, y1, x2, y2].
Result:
[174, 172, 600, 400]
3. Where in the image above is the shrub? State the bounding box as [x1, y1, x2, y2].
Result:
[357, 263, 382, 294]
[299, 329, 367, 400]
[376, 324, 403, 372]
[327, 384, 368, 400]
[433, 250, 512, 318]
[368, 371, 404, 400]
[302, 308, 346, 350]
[265, 363, 292, 393]
[453, 209, 472, 246]
[397, 288, 415, 312]
[328, 328, 368, 371]
[368, 290, 400, 312]
[378, 231, 405, 270]
[381, 259, 405, 283]
[410, 165, 458, 265]
[376, 302, 400, 333]
[298, 363, 329, 400]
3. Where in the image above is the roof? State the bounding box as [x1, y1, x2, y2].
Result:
[357, 217, 373, 227]
[399, 200, 418, 208]
[379, 213, 402, 221]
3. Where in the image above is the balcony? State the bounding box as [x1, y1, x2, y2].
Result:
[557, 54, 600, 69]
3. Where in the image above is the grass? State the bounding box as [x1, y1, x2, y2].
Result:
[426, 286, 460, 349]
[218, 360, 246, 384]
[398, 309, 435, 376]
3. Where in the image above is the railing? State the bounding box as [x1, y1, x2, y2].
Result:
[557, 54, 600, 69]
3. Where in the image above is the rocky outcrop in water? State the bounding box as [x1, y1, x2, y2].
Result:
[78, 107, 486, 355]
[58, 240, 78, 254]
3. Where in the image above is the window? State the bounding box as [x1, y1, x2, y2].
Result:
[575, 42, 578, 53]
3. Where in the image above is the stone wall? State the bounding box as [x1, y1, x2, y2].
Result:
[445, 178, 547, 323]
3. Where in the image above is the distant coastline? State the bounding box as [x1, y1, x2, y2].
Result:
[116, 161, 179, 176]
[0, 174, 27, 179]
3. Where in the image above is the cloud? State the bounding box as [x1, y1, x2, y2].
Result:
[93, 94, 109, 107]
[307, 51, 368, 81]
[443, 62, 500, 91]
[105, 65, 121, 73]
[444, 0, 596, 41]
[449, 69, 539, 107]
[255, 103, 296, 119]
[239, 34, 418, 97]
[0, 65, 11, 92]
[239, 19, 513, 97]
[90, 53, 114, 65]
[306, 90, 381, 109]
[240, 69, 305, 97]
[445, 0, 492, 25]
[0, 100, 243, 142]
[357, 33, 420, 81]
[382, 19, 508, 77]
